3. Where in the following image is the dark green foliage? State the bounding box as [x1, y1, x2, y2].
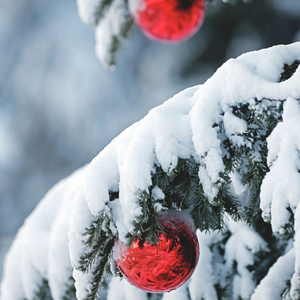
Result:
[93, 0, 114, 25]
[33, 280, 53, 300]
[78, 215, 115, 273]
[279, 60, 300, 82]
[62, 277, 77, 300]
[126, 188, 167, 246]
[83, 239, 115, 300]
[75, 209, 116, 300]
[249, 216, 288, 287]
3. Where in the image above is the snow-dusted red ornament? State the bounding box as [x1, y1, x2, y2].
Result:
[113, 211, 199, 292]
[128, 0, 206, 42]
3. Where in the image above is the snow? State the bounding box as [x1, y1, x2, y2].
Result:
[251, 248, 295, 300]
[260, 97, 300, 235]
[128, 0, 146, 18]
[189, 231, 219, 300]
[0, 168, 85, 300]
[291, 205, 300, 299]
[224, 219, 269, 299]
[77, 0, 102, 25]
[95, 0, 131, 68]
[2, 42, 300, 299]
[162, 282, 190, 300]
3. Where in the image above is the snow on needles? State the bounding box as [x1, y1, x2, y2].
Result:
[1, 42, 300, 300]
[77, 0, 132, 68]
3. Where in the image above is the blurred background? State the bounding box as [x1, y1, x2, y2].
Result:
[0, 0, 300, 280]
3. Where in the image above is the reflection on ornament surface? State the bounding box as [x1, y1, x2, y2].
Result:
[129, 0, 206, 42]
[114, 211, 199, 292]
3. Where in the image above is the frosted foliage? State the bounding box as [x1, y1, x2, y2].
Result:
[290, 205, 300, 299]
[77, 0, 102, 25]
[95, 0, 131, 68]
[2, 42, 300, 299]
[77, 0, 131, 68]
[224, 219, 268, 299]
[261, 97, 300, 236]
[251, 249, 295, 300]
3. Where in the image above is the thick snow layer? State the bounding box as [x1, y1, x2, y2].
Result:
[0, 168, 85, 300]
[1, 42, 300, 299]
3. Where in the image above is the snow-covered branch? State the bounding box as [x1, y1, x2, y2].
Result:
[1, 42, 300, 300]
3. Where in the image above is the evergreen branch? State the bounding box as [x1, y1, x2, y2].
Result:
[105, 17, 134, 68]
[32, 279, 53, 300]
[78, 205, 118, 273]
[279, 60, 300, 82]
[127, 189, 166, 246]
[83, 238, 115, 300]
[93, 0, 114, 26]
[79, 230, 114, 273]
[62, 277, 77, 300]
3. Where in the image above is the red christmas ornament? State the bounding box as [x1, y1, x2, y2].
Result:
[113, 211, 199, 292]
[129, 0, 206, 42]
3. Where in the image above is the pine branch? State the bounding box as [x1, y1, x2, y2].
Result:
[32, 279, 53, 300]
[279, 60, 300, 82]
[83, 238, 115, 300]
[126, 189, 166, 246]
[93, 0, 114, 25]
[105, 18, 134, 68]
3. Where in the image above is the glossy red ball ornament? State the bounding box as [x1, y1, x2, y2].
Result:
[113, 211, 199, 292]
[128, 0, 206, 42]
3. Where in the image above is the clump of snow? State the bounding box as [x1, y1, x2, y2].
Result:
[189, 231, 219, 300]
[95, 0, 131, 68]
[128, 0, 146, 19]
[77, 0, 103, 25]
[151, 186, 165, 201]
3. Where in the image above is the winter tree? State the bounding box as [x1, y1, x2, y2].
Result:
[1, 0, 300, 300]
